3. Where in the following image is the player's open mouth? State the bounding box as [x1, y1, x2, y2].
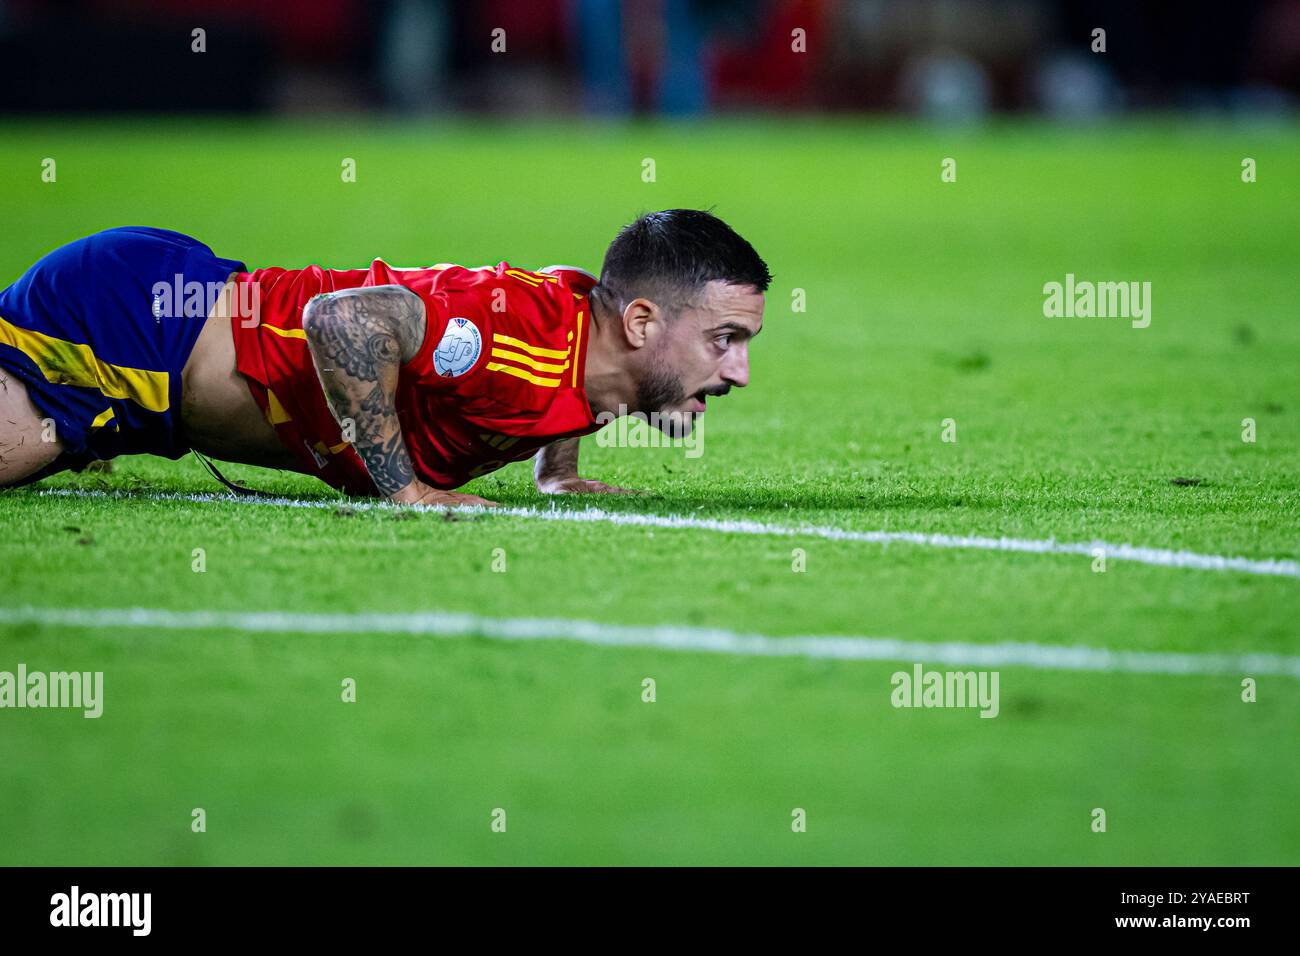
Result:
[691, 392, 707, 413]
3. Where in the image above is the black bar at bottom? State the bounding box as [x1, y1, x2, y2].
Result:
[0, 866, 1285, 942]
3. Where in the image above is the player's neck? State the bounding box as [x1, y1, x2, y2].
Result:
[581, 303, 637, 418]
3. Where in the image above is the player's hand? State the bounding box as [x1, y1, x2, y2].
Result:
[536, 476, 643, 495]
[390, 479, 499, 508]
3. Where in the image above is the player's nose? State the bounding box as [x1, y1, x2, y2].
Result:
[721, 347, 750, 389]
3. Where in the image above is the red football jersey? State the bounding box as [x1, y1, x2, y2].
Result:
[229, 260, 599, 495]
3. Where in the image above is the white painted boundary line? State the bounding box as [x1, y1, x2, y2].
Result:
[1, 604, 1296, 677]
[31, 487, 1300, 579]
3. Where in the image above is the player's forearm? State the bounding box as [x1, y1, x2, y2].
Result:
[301, 286, 426, 497]
[534, 438, 637, 495]
[535, 437, 581, 487]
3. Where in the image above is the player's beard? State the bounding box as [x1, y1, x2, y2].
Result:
[635, 349, 694, 438]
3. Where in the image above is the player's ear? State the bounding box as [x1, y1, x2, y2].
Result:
[621, 297, 659, 349]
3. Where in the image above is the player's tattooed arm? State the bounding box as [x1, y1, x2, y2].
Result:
[301, 286, 426, 498]
[534, 437, 641, 495]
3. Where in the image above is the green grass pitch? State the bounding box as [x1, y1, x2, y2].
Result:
[1, 118, 1297, 865]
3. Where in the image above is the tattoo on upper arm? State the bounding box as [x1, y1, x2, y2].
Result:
[302, 287, 426, 496]
[305, 287, 424, 369]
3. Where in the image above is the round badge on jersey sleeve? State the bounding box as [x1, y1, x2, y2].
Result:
[432, 317, 482, 377]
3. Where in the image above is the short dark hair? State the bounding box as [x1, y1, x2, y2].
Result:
[592, 209, 771, 316]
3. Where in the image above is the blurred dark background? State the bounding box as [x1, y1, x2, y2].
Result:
[1, 0, 1297, 119]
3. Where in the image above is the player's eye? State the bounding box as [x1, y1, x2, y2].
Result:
[715, 334, 732, 350]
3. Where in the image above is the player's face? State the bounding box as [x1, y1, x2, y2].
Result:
[639, 281, 764, 436]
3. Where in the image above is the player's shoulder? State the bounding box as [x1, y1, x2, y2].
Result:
[418, 261, 591, 359]
[491, 261, 592, 331]
[397, 259, 595, 412]
[471, 264, 580, 407]
[537, 264, 598, 294]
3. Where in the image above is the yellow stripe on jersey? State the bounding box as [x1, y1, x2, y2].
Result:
[486, 362, 561, 388]
[264, 388, 293, 425]
[264, 324, 308, 340]
[491, 333, 570, 360]
[479, 433, 523, 451]
[90, 407, 118, 431]
[504, 269, 542, 287]
[572, 311, 583, 387]
[489, 347, 568, 375]
[504, 269, 560, 286]
[0, 312, 170, 412]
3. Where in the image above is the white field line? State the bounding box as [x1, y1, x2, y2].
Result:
[0, 605, 1297, 678]
[30, 487, 1300, 580]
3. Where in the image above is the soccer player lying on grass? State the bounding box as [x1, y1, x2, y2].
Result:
[0, 210, 770, 507]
